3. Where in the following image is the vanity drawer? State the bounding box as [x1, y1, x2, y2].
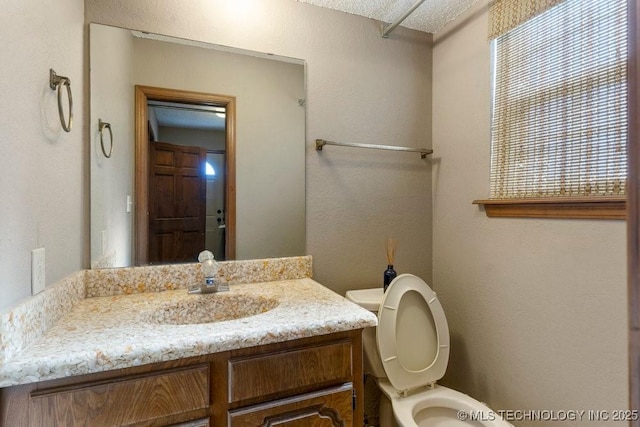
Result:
[228, 341, 352, 404]
[228, 384, 353, 427]
[29, 364, 210, 426]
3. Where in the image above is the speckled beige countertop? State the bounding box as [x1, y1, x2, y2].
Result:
[0, 259, 378, 388]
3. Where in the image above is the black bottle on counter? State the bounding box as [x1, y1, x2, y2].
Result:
[383, 265, 397, 292]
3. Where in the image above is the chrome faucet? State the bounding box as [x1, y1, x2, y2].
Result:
[188, 250, 228, 294]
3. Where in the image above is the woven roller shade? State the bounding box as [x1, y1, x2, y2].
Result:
[490, 0, 628, 199]
[489, 0, 566, 39]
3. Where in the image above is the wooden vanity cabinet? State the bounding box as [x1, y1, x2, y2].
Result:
[228, 385, 353, 427]
[0, 329, 364, 427]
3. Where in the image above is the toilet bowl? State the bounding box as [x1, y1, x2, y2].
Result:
[346, 274, 512, 427]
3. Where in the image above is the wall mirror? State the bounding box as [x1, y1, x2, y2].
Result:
[90, 23, 306, 268]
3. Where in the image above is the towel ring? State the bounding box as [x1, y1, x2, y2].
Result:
[98, 119, 113, 158]
[49, 69, 73, 132]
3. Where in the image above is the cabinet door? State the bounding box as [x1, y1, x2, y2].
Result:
[170, 418, 210, 427]
[29, 365, 209, 426]
[229, 341, 352, 405]
[229, 385, 353, 427]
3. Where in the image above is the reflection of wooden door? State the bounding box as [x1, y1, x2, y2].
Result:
[148, 141, 206, 263]
[135, 87, 236, 264]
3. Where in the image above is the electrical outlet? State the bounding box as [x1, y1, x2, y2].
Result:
[31, 248, 45, 295]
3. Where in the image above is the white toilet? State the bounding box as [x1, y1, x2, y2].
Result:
[346, 274, 512, 427]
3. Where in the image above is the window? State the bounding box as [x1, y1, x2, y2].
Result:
[475, 0, 628, 219]
[205, 161, 216, 177]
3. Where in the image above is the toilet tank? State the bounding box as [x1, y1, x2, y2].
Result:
[345, 288, 387, 378]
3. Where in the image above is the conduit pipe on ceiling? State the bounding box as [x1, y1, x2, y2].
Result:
[381, 0, 428, 38]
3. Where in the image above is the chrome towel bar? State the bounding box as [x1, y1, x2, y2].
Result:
[315, 139, 432, 159]
[49, 69, 73, 132]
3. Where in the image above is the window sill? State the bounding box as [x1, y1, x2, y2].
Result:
[472, 197, 626, 220]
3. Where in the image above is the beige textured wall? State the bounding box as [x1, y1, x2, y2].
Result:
[0, 0, 85, 309]
[85, 0, 433, 295]
[432, 2, 628, 424]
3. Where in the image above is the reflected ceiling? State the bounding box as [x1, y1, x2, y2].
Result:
[149, 101, 226, 131]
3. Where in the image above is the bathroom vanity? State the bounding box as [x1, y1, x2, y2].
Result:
[1, 329, 361, 426]
[0, 257, 378, 426]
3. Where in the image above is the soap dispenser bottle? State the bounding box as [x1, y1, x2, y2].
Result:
[198, 250, 219, 291]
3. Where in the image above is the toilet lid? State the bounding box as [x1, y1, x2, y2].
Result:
[376, 274, 450, 393]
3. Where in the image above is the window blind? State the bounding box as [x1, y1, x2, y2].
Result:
[489, 0, 566, 39]
[489, 0, 628, 200]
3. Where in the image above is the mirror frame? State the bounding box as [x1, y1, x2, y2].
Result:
[134, 85, 237, 264]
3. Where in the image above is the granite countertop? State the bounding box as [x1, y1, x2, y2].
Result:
[0, 278, 377, 387]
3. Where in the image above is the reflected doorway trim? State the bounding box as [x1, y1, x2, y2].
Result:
[134, 85, 236, 264]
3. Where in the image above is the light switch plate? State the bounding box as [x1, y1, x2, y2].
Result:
[31, 248, 45, 295]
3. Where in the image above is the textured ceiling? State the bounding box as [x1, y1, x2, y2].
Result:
[298, 0, 479, 34]
[150, 104, 226, 131]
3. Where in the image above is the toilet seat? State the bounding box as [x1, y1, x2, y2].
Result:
[379, 381, 513, 427]
[377, 274, 450, 393]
